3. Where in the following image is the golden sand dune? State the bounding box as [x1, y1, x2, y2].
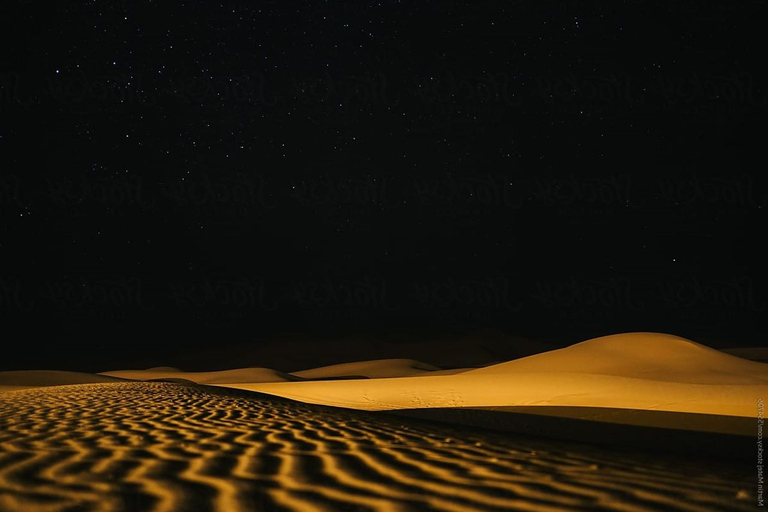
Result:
[291, 359, 443, 379]
[0, 382, 754, 512]
[467, 333, 768, 384]
[100, 367, 302, 384]
[0, 370, 126, 391]
[218, 333, 768, 430]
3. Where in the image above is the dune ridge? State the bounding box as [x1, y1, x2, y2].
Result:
[290, 359, 443, 379]
[99, 367, 302, 384]
[466, 332, 768, 384]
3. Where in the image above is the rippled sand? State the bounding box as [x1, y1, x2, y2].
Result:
[0, 382, 754, 512]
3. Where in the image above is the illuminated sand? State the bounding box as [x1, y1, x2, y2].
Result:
[215, 333, 768, 432]
[0, 382, 754, 512]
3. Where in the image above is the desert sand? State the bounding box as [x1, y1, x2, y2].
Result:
[214, 333, 768, 428]
[0, 382, 755, 512]
[0, 331, 763, 511]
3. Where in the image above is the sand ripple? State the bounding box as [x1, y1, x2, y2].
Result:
[0, 382, 754, 512]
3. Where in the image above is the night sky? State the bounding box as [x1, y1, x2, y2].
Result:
[2, 0, 766, 371]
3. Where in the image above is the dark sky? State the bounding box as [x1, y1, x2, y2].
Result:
[2, 0, 766, 371]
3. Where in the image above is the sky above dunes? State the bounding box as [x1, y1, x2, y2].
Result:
[2, 1, 765, 371]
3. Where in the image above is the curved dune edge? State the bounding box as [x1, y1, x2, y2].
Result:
[98, 360, 470, 384]
[216, 372, 766, 420]
[99, 367, 303, 384]
[464, 332, 768, 383]
[290, 358, 443, 379]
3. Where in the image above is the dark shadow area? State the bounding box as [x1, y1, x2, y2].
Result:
[383, 406, 756, 463]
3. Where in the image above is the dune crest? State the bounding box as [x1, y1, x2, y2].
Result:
[144, 366, 182, 372]
[100, 367, 300, 384]
[291, 359, 441, 379]
[466, 332, 768, 384]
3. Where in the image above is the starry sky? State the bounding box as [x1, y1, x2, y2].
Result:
[2, 0, 766, 370]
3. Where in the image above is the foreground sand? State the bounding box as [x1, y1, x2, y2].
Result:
[0, 382, 755, 512]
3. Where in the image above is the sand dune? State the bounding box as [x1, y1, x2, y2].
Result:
[1, 333, 762, 510]
[100, 367, 301, 384]
[291, 359, 443, 379]
[0, 382, 754, 512]
[100, 361, 472, 385]
[466, 332, 768, 384]
[0, 370, 125, 391]
[217, 333, 768, 434]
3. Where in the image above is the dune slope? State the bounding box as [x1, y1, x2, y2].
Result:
[467, 332, 768, 384]
[217, 333, 768, 433]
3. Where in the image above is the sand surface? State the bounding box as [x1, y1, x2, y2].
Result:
[216, 333, 768, 430]
[0, 382, 755, 512]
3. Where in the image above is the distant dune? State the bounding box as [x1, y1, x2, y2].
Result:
[0, 370, 125, 391]
[465, 332, 768, 384]
[290, 358, 443, 379]
[99, 367, 301, 384]
[144, 366, 182, 372]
